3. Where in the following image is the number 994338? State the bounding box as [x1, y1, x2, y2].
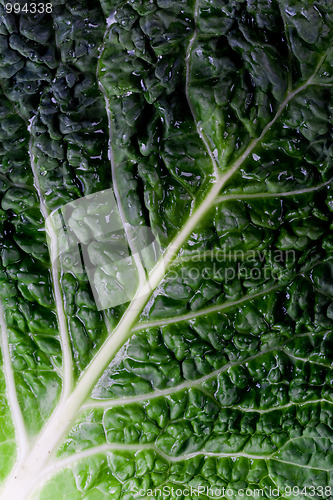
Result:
[5, 3, 52, 13]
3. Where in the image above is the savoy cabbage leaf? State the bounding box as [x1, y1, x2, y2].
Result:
[0, 0, 333, 498]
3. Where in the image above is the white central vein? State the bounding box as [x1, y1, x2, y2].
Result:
[0, 301, 29, 460]
[28, 130, 73, 400]
[1, 30, 327, 500]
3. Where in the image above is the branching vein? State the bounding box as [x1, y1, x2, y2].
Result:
[133, 283, 282, 331]
[0, 301, 29, 460]
[215, 176, 333, 204]
[28, 129, 73, 400]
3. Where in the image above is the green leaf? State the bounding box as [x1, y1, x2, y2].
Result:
[0, 0, 333, 499]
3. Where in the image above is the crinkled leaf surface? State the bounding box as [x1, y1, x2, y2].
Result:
[0, 0, 333, 498]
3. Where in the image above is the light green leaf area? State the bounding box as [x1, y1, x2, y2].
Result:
[0, 367, 16, 481]
[0, 0, 333, 499]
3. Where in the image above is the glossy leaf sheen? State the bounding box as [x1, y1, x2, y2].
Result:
[0, 0, 333, 498]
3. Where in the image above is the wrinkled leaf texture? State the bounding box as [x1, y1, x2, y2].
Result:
[0, 0, 333, 498]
